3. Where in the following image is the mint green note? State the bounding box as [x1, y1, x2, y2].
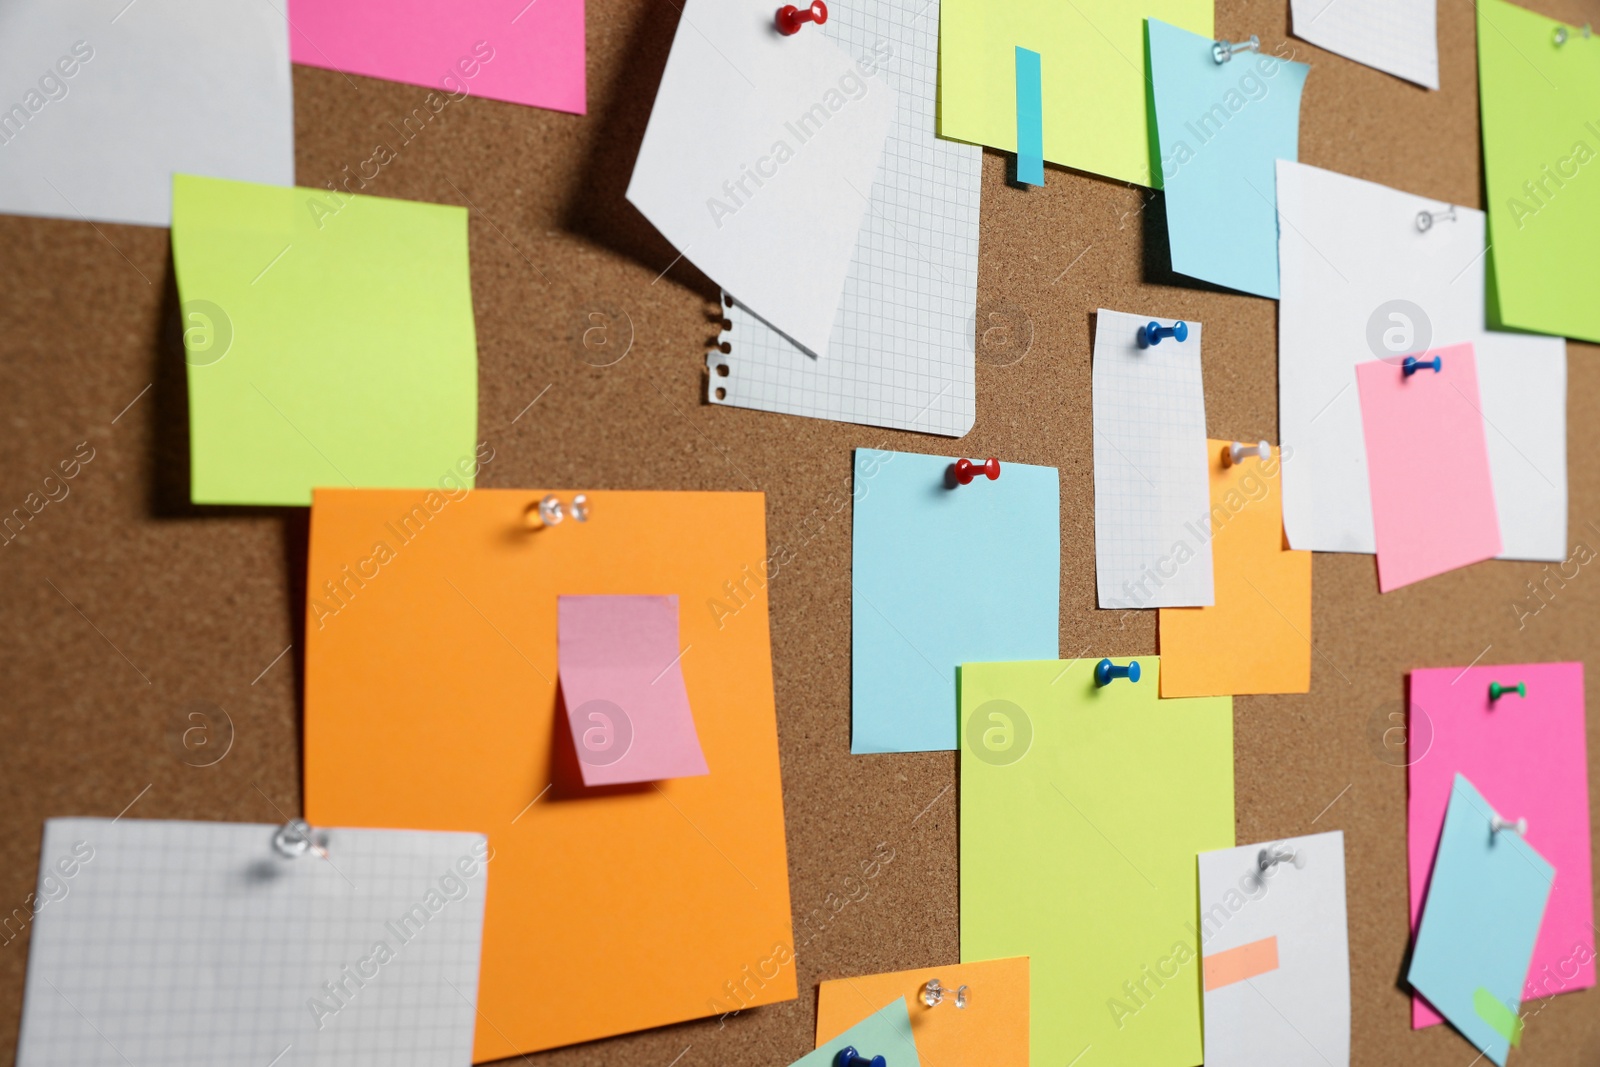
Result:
[1479, 0, 1600, 342]
[172, 174, 479, 506]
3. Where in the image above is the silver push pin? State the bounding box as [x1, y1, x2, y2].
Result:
[1258, 843, 1307, 872]
[1226, 440, 1271, 467]
[1212, 34, 1260, 63]
[1554, 23, 1591, 45]
[921, 978, 968, 1009]
[1491, 814, 1529, 836]
[526, 494, 592, 530]
[272, 819, 329, 859]
[1416, 205, 1457, 232]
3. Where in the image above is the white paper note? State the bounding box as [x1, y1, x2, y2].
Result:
[0, 0, 293, 228]
[16, 819, 487, 1067]
[1290, 0, 1438, 90]
[1277, 160, 1567, 561]
[628, 0, 897, 358]
[1092, 308, 1213, 609]
[706, 0, 980, 437]
[1198, 831, 1351, 1067]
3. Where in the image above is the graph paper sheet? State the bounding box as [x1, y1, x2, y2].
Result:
[1290, 0, 1438, 90]
[707, 0, 980, 437]
[1092, 309, 1213, 609]
[16, 819, 487, 1067]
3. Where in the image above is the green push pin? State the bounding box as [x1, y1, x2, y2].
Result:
[1488, 681, 1527, 701]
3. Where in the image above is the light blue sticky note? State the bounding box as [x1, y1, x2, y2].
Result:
[1015, 46, 1044, 186]
[1146, 19, 1309, 298]
[801, 996, 920, 1067]
[1407, 774, 1555, 1067]
[851, 449, 1059, 753]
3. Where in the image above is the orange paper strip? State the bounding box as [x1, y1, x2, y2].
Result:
[817, 957, 1029, 1067]
[1203, 935, 1280, 991]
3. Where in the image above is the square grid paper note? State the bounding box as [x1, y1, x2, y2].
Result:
[1289, 0, 1437, 90]
[709, 0, 980, 437]
[16, 818, 487, 1067]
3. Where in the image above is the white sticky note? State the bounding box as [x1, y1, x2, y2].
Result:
[16, 819, 488, 1066]
[0, 0, 293, 227]
[1198, 831, 1351, 1067]
[1092, 308, 1213, 608]
[1277, 159, 1566, 561]
[628, 0, 897, 358]
[1290, 0, 1438, 90]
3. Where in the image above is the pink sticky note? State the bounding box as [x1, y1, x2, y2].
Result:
[558, 595, 708, 786]
[1407, 663, 1593, 1028]
[288, 0, 586, 116]
[1356, 344, 1501, 591]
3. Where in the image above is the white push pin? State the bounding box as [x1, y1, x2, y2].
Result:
[1227, 440, 1270, 467]
[272, 818, 329, 859]
[526, 494, 591, 530]
[921, 978, 968, 1010]
[1257, 843, 1306, 872]
[1416, 205, 1457, 232]
[1212, 35, 1260, 63]
[1491, 815, 1529, 836]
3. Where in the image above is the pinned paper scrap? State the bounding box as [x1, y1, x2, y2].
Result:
[1014, 47, 1043, 186]
[558, 595, 708, 786]
[804, 997, 921, 1067]
[961, 658, 1233, 1067]
[1407, 663, 1592, 1029]
[1407, 775, 1554, 1067]
[1147, 20, 1309, 298]
[287, 0, 586, 115]
[1289, 0, 1437, 89]
[852, 450, 1059, 753]
[172, 174, 478, 507]
[1355, 344, 1501, 591]
[1159, 440, 1311, 697]
[817, 958, 1029, 1066]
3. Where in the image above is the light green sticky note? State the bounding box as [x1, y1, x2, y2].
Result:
[938, 0, 1212, 187]
[1480, 0, 1600, 343]
[799, 996, 919, 1067]
[960, 658, 1233, 1067]
[172, 174, 479, 506]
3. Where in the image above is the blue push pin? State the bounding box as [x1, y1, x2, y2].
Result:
[1402, 354, 1442, 376]
[1139, 320, 1188, 347]
[1095, 658, 1141, 686]
[835, 1048, 887, 1067]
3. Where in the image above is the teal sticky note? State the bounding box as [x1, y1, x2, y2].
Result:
[1015, 47, 1044, 186]
[1147, 19, 1309, 298]
[851, 449, 1060, 753]
[1407, 774, 1555, 1067]
[801, 997, 920, 1067]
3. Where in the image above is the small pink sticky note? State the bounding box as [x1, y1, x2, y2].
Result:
[288, 0, 586, 116]
[1407, 663, 1593, 1028]
[1356, 343, 1502, 591]
[558, 595, 708, 786]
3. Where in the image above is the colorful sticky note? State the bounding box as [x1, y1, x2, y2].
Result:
[172, 175, 478, 507]
[1355, 345, 1501, 591]
[1159, 441, 1311, 697]
[938, 0, 1211, 186]
[816, 958, 1029, 1066]
[1093, 310, 1213, 608]
[627, 0, 897, 358]
[1198, 832, 1351, 1067]
[1289, 0, 1437, 89]
[557, 595, 708, 786]
[1276, 159, 1567, 562]
[0, 1, 292, 227]
[1408, 663, 1593, 1029]
[287, 0, 585, 114]
[1147, 20, 1309, 298]
[1408, 775, 1555, 1067]
[303, 489, 794, 1060]
[851, 450, 1059, 753]
[805, 997, 920, 1067]
[961, 658, 1233, 1067]
[1014, 47, 1043, 186]
[1480, 0, 1600, 343]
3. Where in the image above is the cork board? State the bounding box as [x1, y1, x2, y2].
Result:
[1, 0, 1598, 1064]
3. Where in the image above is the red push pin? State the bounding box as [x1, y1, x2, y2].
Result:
[953, 458, 1000, 485]
[777, 0, 827, 35]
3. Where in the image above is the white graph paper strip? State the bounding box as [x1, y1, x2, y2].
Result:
[1290, 0, 1438, 90]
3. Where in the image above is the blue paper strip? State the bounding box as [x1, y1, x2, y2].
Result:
[1015, 47, 1043, 186]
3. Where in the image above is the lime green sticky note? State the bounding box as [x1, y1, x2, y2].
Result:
[938, 0, 1212, 187]
[172, 174, 479, 506]
[960, 658, 1234, 1067]
[1480, 0, 1600, 343]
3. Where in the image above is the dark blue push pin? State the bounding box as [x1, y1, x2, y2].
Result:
[835, 1047, 886, 1067]
[1138, 320, 1188, 347]
[1095, 658, 1140, 686]
[1402, 354, 1442, 376]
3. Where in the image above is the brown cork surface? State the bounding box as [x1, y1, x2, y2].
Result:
[1, 0, 1598, 1063]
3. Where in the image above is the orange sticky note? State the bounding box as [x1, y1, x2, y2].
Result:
[303, 488, 795, 1061]
[1202, 935, 1280, 991]
[816, 958, 1029, 1066]
[1159, 441, 1311, 697]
